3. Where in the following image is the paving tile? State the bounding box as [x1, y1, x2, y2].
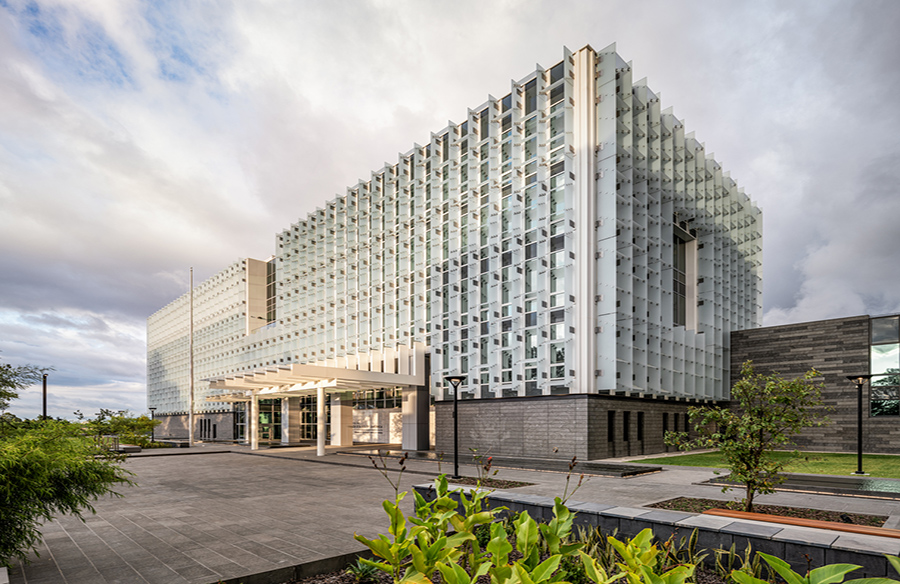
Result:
[11, 450, 900, 584]
[830, 533, 900, 555]
[676, 514, 734, 530]
[720, 521, 783, 539]
[602, 506, 651, 519]
[772, 526, 840, 547]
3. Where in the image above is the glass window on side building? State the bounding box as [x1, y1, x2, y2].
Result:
[870, 316, 900, 416]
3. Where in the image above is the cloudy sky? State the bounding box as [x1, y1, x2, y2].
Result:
[2, 0, 899, 419]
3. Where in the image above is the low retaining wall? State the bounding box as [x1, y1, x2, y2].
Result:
[413, 484, 900, 579]
[215, 549, 373, 584]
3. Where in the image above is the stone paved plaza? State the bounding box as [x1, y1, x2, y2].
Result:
[9, 445, 900, 584]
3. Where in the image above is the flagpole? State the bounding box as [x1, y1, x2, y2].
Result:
[189, 267, 195, 447]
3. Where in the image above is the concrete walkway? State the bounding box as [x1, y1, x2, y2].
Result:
[9, 444, 900, 584]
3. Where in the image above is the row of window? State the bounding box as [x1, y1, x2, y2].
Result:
[607, 410, 686, 442]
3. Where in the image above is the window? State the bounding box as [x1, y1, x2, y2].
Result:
[673, 223, 697, 328]
[550, 62, 564, 84]
[479, 110, 489, 139]
[524, 79, 537, 114]
[623, 412, 630, 442]
[871, 316, 900, 416]
[607, 411, 615, 442]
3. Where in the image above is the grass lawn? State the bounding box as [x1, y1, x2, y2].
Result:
[639, 450, 900, 479]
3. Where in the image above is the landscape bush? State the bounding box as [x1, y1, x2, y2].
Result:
[0, 361, 134, 568]
[354, 473, 900, 584]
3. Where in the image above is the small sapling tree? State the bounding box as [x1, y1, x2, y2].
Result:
[665, 361, 827, 512]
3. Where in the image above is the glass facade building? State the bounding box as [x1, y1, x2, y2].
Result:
[147, 44, 762, 457]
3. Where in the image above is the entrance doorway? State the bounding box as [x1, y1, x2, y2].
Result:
[258, 399, 282, 443]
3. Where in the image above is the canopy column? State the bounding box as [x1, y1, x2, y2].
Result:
[250, 393, 259, 451]
[330, 391, 354, 447]
[401, 384, 430, 451]
[316, 386, 326, 456]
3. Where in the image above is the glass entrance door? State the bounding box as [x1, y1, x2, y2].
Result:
[258, 399, 282, 443]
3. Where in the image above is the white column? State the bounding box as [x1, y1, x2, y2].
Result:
[281, 397, 290, 444]
[316, 386, 325, 456]
[250, 394, 259, 451]
[402, 385, 430, 451]
[573, 46, 598, 394]
[330, 391, 354, 446]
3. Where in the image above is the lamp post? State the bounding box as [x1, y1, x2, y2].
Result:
[445, 375, 467, 479]
[42, 373, 48, 420]
[149, 407, 157, 443]
[846, 374, 872, 476]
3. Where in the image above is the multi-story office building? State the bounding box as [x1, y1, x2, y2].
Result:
[147, 44, 762, 459]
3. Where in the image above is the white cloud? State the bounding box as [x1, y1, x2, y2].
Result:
[2, 0, 900, 413]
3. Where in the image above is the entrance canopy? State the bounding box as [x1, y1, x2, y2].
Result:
[204, 343, 427, 401]
[204, 343, 430, 454]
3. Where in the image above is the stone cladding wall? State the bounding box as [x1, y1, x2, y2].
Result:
[731, 315, 900, 454]
[434, 394, 705, 460]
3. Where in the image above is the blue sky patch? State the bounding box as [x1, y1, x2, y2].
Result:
[4, 1, 134, 88]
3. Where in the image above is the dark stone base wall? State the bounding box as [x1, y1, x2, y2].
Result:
[433, 394, 705, 460]
[155, 412, 237, 442]
[731, 314, 900, 454]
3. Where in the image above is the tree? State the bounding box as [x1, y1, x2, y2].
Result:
[0, 362, 133, 568]
[665, 361, 827, 512]
[80, 409, 160, 449]
[0, 363, 48, 413]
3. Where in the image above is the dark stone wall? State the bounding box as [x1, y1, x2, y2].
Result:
[730, 314, 900, 454]
[155, 412, 237, 442]
[433, 394, 704, 460]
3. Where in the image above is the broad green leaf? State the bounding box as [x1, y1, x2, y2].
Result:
[399, 568, 432, 584]
[757, 552, 807, 584]
[514, 561, 538, 584]
[730, 569, 769, 584]
[809, 564, 863, 584]
[886, 555, 900, 578]
[446, 532, 475, 548]
[530, 555, 561, 583]
[358, 557, 393, 574]
[516, 514, 539, 555]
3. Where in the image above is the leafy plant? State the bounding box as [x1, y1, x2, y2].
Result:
[471, 448, 499, 488]
[0, 419, 134, 567]
[561, 455, 586, 504]
[576, 526, 619, 574]
[347, 557, 381, 583]
[658, 530, 707, 574]
[0, 361, 50, 413]
[714, 541, 768, 582]
[666, 361, 828, 511]
[730, 551, 898, 584]
[369, 451, 409, 501]
[0, 363, 133, 568]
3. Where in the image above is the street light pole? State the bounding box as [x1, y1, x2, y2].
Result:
[149, 407, 156, 443]
[42, 373, 48, 420]
[846, 375, 872, 476]
[445, 375, 466, 479]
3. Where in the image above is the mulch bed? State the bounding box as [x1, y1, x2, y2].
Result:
[648, 496, 887, 526]
[445, 476, 534, 489]
[284, 570, 393, 584]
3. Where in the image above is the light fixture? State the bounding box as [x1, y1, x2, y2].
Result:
[846, 374, 873, 476]
[445, 375, 467, 479]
